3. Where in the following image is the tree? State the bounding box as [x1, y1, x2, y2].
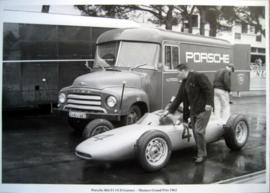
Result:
[74, 5, 185, 30]
[74, 5, 132, 19]
[234, 6, 265, 37]
[195, 6, 236, 37]
[176, 5, 196, 34]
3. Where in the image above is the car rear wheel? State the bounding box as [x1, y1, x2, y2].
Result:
[224, 114, 249, 151]
[135, 130, 172, 172]
[82, 119, 114, 139]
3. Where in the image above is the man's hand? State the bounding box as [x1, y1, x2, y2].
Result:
[161, 110, 170, 118]
[205, 105, 212, 111]
[175, 120, 181, 125]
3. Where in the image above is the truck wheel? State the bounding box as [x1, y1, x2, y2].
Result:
[83, 119, 114, 139]
[68, 117, 89, 133]
[122, 105, 142, 125]
[135, 130, 172, 172]
[224, 114, 249, 151]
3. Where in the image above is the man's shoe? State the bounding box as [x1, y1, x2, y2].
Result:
[193, 156, 205, 160]
[195, 157, 204, 164]
[229, 101, 233, 104]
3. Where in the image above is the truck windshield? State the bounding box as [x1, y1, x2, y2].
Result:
[94, 41, 159, 68]
[94, 42, 119, 67]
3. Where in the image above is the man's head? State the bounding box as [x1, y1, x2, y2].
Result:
[226, 63, 235, 72]
[177, 63, 190, 80]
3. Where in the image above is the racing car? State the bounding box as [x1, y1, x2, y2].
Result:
[75, 107, 249, 172]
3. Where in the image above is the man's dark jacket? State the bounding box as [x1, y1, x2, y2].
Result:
[213, 68, 231, 92]
[168, 71, 214, 122]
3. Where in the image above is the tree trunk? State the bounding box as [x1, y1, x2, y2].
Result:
[188, 18, 193, 33]
[197, 6, 206, 35]
[200, 19, 205, 35]
[165, 5, 174, 30]
[209, 23, 217, 37]
[165, 22, 173, 30]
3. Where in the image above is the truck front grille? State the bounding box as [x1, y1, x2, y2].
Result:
[64, 93, 107, 113]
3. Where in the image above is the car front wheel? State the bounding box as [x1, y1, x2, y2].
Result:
[82, 119, 114, 139]
[68, 117, 89, 133]
[135, 130, 172, 172]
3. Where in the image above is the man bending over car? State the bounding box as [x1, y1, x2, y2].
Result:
[161, 63, 214, 164]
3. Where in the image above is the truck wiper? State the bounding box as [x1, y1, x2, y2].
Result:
[99, 64, 121, 72]
[106, 68, 121, 72]
[129, 63, 147, 72]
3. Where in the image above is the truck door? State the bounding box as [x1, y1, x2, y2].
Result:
[162, 41, 181, 109]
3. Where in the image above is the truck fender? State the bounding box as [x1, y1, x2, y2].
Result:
[119, 88, 149, 115]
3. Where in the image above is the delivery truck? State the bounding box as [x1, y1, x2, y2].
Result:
[54, 27, 250, 132]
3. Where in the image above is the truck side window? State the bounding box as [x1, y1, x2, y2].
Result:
[165, 45, 179, 70]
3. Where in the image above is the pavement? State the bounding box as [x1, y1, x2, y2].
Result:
[232, 90, 266, 97]
[0, 93, 268, 193]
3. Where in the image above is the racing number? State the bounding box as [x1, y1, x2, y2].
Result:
[92, 134, 114, 141]
[182, 124, 191, 142]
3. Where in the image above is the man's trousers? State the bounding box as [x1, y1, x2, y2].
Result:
[214, 88, 230, 120]
[190, 110, 211, 158]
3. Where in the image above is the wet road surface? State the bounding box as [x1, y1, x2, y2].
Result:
[1, 95, 267, 184]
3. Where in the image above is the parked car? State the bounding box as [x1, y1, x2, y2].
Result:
[75, 107, 249, 172]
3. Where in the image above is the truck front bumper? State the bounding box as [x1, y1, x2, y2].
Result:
[53, 108, 121, 122]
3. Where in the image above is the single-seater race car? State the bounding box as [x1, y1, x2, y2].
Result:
[75, 105, 249, 172]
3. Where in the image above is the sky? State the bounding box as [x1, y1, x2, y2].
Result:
[4, 5, 82, 15]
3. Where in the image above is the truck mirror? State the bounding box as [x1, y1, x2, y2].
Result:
[85, 61, 92, 72]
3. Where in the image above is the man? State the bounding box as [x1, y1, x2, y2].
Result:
[161, 63, 214, 164]
[213, 63, 235, 121]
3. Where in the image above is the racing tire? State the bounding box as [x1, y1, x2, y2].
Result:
[122, 105, 142, 126]
[82, 119, 114, 139]
[68, 117, 89, 133]
[135, 130, 172, 172]
[224, 114, 249, 151]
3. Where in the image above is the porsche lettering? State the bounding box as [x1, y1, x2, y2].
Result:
[186, 52, 230, 64]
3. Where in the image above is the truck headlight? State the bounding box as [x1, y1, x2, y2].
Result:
[59, 93, 66, 103]
[107, 96, 117, 108]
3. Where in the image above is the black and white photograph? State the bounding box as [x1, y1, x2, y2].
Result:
[0, 0, 269, 193]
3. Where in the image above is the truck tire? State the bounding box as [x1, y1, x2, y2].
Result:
[135, 130, 172, 172]
[83, 119, 114, 139]
[68, 117, 89, 133]
[224, 114, 249, 151]
[122, 105, 142, 125]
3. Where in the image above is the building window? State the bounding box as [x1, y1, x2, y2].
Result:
[235, 33, 241, 39]
[41, 5, 50, 13]
[256, 35, 262, 42]
[220, 26, 232, 32]
[249, 25, 255, 34]
[258, 48, 265, 53]
[251, 47, 257, 53]
[255, 25, 262, 34]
